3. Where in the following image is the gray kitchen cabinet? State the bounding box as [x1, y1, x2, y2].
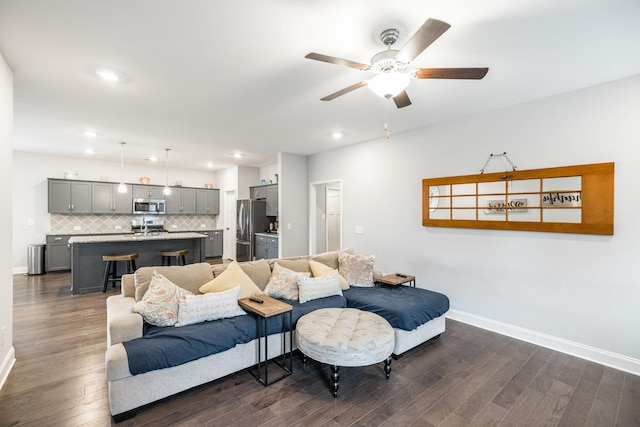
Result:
[166, 187, 197, 214]
[250, 184, 278, 216]
[132, 185, 165, 199]
[46, 234, 71, 272]
[48, 179, 92, 214]
[265, 185, 278, 216]
[202, 230, 223, 257]
[254, 234, 278, 260]
[196, 189, 220, 215]
[92, 182, 132, 214]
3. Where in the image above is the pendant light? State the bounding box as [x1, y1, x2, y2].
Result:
[163, 148, 171, 196]
[117, 142, 128, 193]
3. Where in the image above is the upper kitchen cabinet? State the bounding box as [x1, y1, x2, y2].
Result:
[166, 187, 197, 214]
[196, 189, 220, 215]
[92, 182, 132, 214]
[132, 185, 165, 199]
[250, 184, 278, 216]
[48, 179, 92, 214]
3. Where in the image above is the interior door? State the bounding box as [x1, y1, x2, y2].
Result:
[326, 187, 341, 252]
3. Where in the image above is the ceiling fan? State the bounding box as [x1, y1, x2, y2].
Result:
[305, 18, 489, 108]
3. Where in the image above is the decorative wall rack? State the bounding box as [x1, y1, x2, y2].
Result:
[422, 162, 614, 235]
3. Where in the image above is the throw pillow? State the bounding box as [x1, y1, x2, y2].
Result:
[131, 271, 192, 327]
[199, 261, 262, 299]
[309, 259, 349, 290]
[175, 286, 246, 327]
[263, 263, 310, 300]
[298, 270, 343, 303]
[338, 252, 376, 287]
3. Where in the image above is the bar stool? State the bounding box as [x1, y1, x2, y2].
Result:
[102, 253, 138, 293]
[159, 249, 188, 266]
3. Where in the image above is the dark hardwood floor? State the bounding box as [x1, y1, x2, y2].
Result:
[1, 272, 639, 426]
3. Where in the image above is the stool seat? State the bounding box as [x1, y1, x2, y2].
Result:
[159, 249, 188, 266]
[102, 253, 138, 293]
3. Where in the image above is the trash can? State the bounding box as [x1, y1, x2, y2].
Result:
[27, 244, 46, 275]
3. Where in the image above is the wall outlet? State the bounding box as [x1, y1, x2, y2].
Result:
[200, 224, 206, 228]
[114, 225, 122, 230]
[73, 226, 81, 231]
[287, 223, 292, 230]
[27, 219, 34, 226]
[355, 225, 364, 234]
[1, 326, 5, 346]
[172, 224, 178, 229]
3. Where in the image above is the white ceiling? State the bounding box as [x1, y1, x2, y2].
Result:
[1, 0, 639, 171]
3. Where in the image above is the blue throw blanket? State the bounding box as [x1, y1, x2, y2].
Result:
[123, 295, 346, 375]
[343, 284, 449, 331]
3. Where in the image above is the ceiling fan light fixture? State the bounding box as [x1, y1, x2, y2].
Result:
[367, 72, 411, 99]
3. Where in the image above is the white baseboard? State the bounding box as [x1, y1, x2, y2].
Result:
[446, 309, 640, 376]
[13, 266, 27, 275]
[0, 347, 16, 391]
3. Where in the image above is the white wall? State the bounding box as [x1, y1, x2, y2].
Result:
[308, 74, 640, 374]
[278, 153, 308, 257]
[0, 51, 15, 390]
[12, 151, 217, 270]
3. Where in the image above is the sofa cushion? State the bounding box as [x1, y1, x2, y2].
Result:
[199, 261, 262, 299]
[134, 262, 213, 301]
[269, 257, 311, 273]
[131, 272, 192, 326]
[263, 263, 310, 300]
[298, 270, 343, 303]
[211, 259, 273, 291]
[338, 252, 376, 287]
[310, 248, 354, 270]
[176, 286, 246, 327]
[309, 259, 349, 290]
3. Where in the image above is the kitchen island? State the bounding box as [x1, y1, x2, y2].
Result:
[68, 232, 207, 294]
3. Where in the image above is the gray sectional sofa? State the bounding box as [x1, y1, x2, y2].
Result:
[105, 251, 449, 421]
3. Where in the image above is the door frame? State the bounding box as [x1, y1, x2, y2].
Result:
[309, 179, 342, 255]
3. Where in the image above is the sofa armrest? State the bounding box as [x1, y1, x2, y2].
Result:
[121, 273, 135, 298]
[107, 295, 142, 347]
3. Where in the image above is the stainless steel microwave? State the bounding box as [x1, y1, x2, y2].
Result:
[133, 199, 166, 215]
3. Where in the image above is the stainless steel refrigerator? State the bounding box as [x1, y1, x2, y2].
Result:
[236, 199, 268, 262]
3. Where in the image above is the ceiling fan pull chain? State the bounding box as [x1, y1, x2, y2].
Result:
[384, 100, 391, 139]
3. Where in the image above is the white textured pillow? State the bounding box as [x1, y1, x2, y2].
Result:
[298, 270, 343, 303]
[131, 271, 192, 327]
[263, 262, 310, 300]
[176, 286, 246, 327]
[338, 252, 376, 287]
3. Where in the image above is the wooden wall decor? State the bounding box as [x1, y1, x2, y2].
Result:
[422, 162, 614, 235]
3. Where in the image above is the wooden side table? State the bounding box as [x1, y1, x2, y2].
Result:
[239, 295, 293, 386]
[376, 273, 416, 287]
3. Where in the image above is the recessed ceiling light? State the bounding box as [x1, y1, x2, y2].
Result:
[206, 162, 214, 168]
[84, 131, 96, 138]
[145, 156, 158, 162]
[331, 132, 343, 140]
[84, 148, 95, 155]
[96, 69, 120, 81]
[233, 153, 243, 159]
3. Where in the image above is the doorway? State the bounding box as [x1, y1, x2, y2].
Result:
[309, 180, 342, 255]
[224, 190, 236, 260]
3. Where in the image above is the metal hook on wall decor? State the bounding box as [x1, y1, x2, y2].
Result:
[479, 152, 518, 174]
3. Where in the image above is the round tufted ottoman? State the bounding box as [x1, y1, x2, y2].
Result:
[295, 308, 394, 397]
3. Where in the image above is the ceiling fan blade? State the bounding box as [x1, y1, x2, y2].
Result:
[415, 67, 489, 79]
[395, 18, 451, 64]
[305, 53, 369, 71]
[320, 81, 368, 101]
[393, 90, 412, 108]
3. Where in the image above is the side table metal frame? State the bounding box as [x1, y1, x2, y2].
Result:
[249, 309, 293, 386]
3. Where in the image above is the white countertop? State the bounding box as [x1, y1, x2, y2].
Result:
[68, 232, 207, 244]
[255, 232, 279, 238]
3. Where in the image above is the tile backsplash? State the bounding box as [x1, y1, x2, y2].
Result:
[50, 214, 219, 234]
